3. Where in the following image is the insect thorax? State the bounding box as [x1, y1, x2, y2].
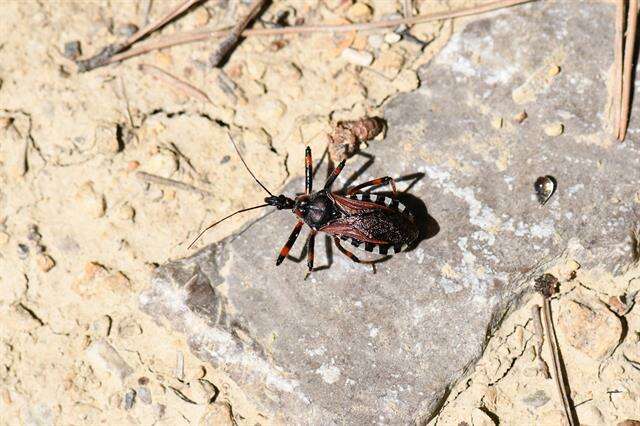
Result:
[295, 191, 342, 229]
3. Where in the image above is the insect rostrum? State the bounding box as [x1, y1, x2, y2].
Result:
[190, 136, 418, 276]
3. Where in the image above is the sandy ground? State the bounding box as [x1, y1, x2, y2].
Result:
[0, 1, 638, 425]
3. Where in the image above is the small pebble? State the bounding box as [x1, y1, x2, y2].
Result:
[63, 41, 82, 60]
[558, 256, 580, 279]
[346, 2, 373, 23]
[0, 232, 9, 247]
[192, 8, 210, 26]
[147, 188, 164, 201]
[383, 12, 407, 32]
[137, 386, 152, 404]
[27, 225, 41, 242]
[392, 69, 419, 92]
[373, 49, 405, 77]
[154, 51, 173, 67]
[17, 243, 29, 259]
[384, 32, 401, 44]
[341, 48, 374, 67]
[91, 315, 112, 337]
[246, 60, 266, 80]
[544, 122, 564, 136]
[186, 365, 207, 381]
[84, 261, 107, 281]
[85, 339, 133, 381]
[513, 110, 528, 123]
[608, 295, 629, 316]
[471, 407, 496, 426]
[145, 151, 178, 177]
[547, 65, 561, 77]
[36, 254, 55, 272]
[76, 182, 106, 218]
[118, 319, 142, 338]
[95, 124, 122, 154]
[257, 99, 287, 122]
[491, 116, 503, 129]
[126, 160, 140, 171]
[269, 40, 288, 52]
[117, 23, 139, 37]
[116, 204, 135, 221]
[368, 34, 384, 49]
[124, 389, 136, 410]
[350, 34, 368, 51]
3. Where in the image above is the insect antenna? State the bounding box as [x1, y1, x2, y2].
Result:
[228, 134, 274, 196]
[188, 134, 276, 249]
[188, 203, 270, 249]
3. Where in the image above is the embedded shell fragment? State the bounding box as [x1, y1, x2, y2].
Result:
[534, 175, 557, 205]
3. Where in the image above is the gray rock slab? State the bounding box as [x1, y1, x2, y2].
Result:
[140, 2, 640, 424]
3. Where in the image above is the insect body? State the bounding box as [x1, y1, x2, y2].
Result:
[190, 137, 419, 275]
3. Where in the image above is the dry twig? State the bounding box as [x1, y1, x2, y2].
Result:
[404, 0, 413, 19]
[76, 0, 202, 72]
[139, 63, 212, 103]
[209, 0, 267, 67]
[619, 0, 638, 141]
[535, 274, 576, 426]
[613, 0, 625, 138]
[530, 304, 551, 379]
[136, 171, 213, 197]
[94, 0, 537, 69]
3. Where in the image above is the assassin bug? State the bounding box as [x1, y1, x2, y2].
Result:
[189, 136, 419, 275]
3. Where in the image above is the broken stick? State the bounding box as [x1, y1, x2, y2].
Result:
[618, 0, 638, 141]
[209, 0, 267, 67]
[76, 0, 203, 72]
[535, 274, 576, 426]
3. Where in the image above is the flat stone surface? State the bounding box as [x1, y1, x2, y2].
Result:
[140, 2, 640, 424]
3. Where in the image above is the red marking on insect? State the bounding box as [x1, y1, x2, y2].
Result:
[189, 136, 419, 277]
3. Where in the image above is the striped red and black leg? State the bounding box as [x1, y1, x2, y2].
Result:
[305, 146, 313, 194]
[323, 159, 346, 190]
[276, 221, 304, 265]
[333, 238, 384, 272]
[333, 237, 362, 263]
[304, 230, 317, 279]
[347, 176, 397, 197]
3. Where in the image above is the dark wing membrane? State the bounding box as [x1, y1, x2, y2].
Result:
[321, 201, 418, 246]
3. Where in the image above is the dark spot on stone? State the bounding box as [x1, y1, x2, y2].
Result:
[522, 389, 550, 408]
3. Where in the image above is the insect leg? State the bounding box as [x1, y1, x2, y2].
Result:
[333, 237, 389, 271]
[347, 176, 397, 197]
[304, 230, 317, 280]
[276, 221, 304, 265]
[323, 159, 346, 190]
[305, 146, 313, 194]
[334, 237, 364, 263]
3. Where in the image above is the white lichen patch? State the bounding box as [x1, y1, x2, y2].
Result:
[316, 364, 341, 384]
